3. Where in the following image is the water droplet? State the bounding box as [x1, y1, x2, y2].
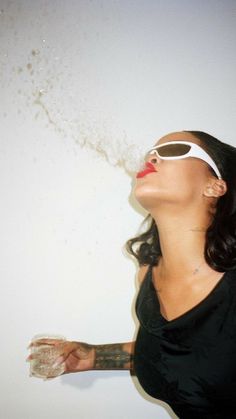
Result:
[31, 49, 40, 56]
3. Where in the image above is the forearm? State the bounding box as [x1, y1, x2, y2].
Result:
[93, 341, 135, 370]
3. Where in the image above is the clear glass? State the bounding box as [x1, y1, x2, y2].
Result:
[28, 334, 66, 380]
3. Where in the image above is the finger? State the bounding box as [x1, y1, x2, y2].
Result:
[26, 352, 51, 362]
[52, 355, 64, 367]
[51, 343, 74, 366]
[28, 339, 62, 348]
[26, 353, 41, 362]
[26, 354, 42, 362]
[53, 344, 73, 364]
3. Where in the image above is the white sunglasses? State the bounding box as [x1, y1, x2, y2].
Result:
[147, 141, 222, 179]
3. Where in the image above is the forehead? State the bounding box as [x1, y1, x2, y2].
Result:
[154, 131, 202, 147]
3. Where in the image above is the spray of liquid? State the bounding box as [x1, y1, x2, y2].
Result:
[34, 88, 144, 175]
[15, 46, 145, 176]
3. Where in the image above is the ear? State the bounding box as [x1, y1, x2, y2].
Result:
[203, 179, 227, 198]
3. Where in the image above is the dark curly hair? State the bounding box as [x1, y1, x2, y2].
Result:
[125, 131, 236, 272]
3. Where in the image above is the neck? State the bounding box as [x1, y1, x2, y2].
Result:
[151, 208, 212, 283]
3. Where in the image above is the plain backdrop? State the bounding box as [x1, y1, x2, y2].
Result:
[1, 1, 236, 418]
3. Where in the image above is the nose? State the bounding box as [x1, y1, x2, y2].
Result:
[146, 150, 160, 165]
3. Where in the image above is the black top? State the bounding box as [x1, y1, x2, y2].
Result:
[134, 265, 236, 419]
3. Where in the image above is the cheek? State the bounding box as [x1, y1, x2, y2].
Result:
[163, 168, 199, 198]
[133, 164, 198, 205]
[158, 162, 190, 190]
[163, 161, 201, 189]
[160, 175, 192, 200]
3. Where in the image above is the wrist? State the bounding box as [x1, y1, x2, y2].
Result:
[71, 341, 96, 371]
[93, 342, 134, 370]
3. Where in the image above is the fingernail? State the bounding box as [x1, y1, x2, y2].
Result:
[53, 356, 63, 367]
[52, 360, 60, 368]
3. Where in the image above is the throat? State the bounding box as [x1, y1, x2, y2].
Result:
[152, 258, 206, 292]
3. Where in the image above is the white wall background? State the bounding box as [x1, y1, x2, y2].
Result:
[1, 1, 236, 418]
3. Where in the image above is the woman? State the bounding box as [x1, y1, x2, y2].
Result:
[27, 130, 236, 418]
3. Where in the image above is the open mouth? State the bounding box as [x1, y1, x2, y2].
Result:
[136, 162, 157, 178]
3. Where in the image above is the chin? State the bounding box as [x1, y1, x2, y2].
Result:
[134, 181, 158, 200]
[134, 185, 181, 212]
[134, 189, 160, 212]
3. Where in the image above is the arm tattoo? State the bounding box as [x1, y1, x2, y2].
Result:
[94, 344, 133, 369]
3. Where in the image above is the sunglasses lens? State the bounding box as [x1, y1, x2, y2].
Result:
[158, 143, 191, 157]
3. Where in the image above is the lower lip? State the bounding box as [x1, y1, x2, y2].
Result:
[136, 170, 156, 178]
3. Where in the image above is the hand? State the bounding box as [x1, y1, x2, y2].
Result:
[27, 338, 95, 375]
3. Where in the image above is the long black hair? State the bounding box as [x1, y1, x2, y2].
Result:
[125, 131, 236, 272]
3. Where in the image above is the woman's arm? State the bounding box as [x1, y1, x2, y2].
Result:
[27, 267, 149, 376]
[86, 341, 134, 370]
[27, 339, 135, 375]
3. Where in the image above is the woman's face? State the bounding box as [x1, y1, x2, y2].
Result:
[134, 131, 216, 212]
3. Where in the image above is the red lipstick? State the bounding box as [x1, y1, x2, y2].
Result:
[136, 162, 157, 178]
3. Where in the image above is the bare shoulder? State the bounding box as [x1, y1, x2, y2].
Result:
[137, 265, 150, 285]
